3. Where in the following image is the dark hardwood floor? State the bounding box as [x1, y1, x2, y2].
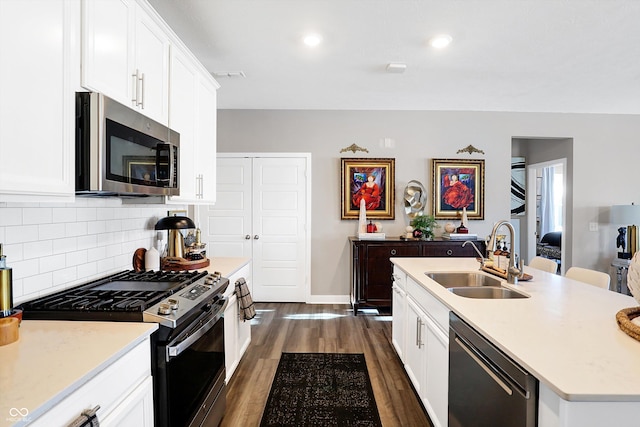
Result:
[220, 303, 432, 427]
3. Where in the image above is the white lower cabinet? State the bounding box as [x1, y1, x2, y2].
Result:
[423, 314, 449, 427]
[391, 283, 407, 361]
[30, 338, 154, 427]
[396, 274, 449, 427]
[223, 262, 253, 382]
[405, 297, 427, 396]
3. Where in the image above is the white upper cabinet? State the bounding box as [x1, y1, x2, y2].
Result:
[0, 0, 78, 201]
[82, 0, 169, 125]
[166, 44, 219, 205]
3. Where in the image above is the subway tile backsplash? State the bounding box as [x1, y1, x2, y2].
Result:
[0, 198, 185, 305]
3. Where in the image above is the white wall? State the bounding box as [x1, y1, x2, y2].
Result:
[0, 198, 183, 304]
[218, 109, 640, 297]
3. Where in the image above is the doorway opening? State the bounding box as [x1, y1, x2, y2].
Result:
[511, 137, 573, 275]
[528, 160, 566, 273]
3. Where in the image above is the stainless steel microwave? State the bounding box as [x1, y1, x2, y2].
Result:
[75, 92, 180, 197]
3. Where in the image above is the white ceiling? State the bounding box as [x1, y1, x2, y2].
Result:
[148, 0, 640, 114]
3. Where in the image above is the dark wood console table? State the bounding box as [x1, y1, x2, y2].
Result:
[349, 237, 485, 315]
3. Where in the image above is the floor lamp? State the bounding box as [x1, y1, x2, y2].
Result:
[611, 203, 640, 259]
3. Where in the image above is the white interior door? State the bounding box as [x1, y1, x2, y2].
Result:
[202, 157, 252, 258]
[252, 157, 307, 302]
[200, 154, 309, 302]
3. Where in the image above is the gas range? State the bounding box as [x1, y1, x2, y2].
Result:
[20, 269, 228, 328]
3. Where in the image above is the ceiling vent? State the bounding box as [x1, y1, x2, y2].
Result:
[212, 71, 246, 78]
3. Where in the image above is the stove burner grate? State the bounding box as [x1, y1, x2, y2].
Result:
[21, 270, 208, 314]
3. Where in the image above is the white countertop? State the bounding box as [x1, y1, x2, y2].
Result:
[209, 257, 250, 279]
[0, 321, 157, 426]
[391, 257, 640, 402]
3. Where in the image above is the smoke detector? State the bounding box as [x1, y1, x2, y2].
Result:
[386, 63, 407, 73]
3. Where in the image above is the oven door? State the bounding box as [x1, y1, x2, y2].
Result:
[157, 299, 227, 427]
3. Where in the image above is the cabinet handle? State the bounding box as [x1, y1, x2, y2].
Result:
[245, 235, 251, 239]
[140, 72, 145, 108]
[196, 174, 203, 198]
[131, 69, 139, 104]
[447, 249, 453, 256]
[416, 317, 425, 348]
[390, 249, 397, 256]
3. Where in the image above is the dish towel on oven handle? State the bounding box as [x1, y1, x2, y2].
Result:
[67, 405, 100, 427]
[234, 278, 256, 321]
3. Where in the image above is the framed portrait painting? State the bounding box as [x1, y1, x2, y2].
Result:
[432, 158, 484, 220]
[341, 158, 395, 220]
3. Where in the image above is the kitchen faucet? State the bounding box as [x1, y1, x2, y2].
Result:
[488, 220, 521, 284]
[462, 240, 486, 267]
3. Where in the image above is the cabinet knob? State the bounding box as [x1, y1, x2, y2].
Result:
[390, 249, 397, 256]
[254, 235, 260, 240]
[447, 249, 453, 256]
[245, 235, 251, 240]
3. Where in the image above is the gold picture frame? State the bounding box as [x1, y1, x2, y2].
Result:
[341, 158, 395, 220]
[432, 158, 484, 220]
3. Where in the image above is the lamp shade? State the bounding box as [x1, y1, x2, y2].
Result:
[154, 216, 195, 230]
[610, 204, 640, 225]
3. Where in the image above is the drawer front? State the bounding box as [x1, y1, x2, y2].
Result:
[368, 244, 422, 259]
[406, 276, 449, 335]
[392, 266, 407, 291]
[30, 339, 152, 427]
[422, 241, 483, 257]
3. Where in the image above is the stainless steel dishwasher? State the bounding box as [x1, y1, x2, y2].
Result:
[449, 313, 538, 427]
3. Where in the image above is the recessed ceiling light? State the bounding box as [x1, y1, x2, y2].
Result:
[386, 63, 407, 73]
[303, 33, 322, 47]
[429, 34, 453, 49]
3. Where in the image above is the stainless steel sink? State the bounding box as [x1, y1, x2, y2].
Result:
[425, 272, 503, 288]
[447, 286, 529, 299]
[425, 272, 529, 299]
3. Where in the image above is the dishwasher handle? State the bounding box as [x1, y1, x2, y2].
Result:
[455, 336, 513, 396]
[454, 333, 530, 399]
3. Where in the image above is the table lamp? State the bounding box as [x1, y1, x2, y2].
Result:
[610, 203, 640, 259]
[155, 215, 195, 259]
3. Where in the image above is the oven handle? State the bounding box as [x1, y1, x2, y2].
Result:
[166, 298, 228, 361]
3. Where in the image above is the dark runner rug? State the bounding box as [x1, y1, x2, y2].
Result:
[260, 352, 383, 427]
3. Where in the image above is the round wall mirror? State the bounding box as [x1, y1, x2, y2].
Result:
[404, 180, 427, 219]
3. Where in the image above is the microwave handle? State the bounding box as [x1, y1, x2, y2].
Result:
[168, 144, 177, 188]
[155, 143, 177, 187]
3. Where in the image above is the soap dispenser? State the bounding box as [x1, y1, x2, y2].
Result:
[0, 244, 13, 318]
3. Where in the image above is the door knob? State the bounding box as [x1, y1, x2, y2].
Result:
[245, 235, 251, 240]
[254, 235, 260, 240]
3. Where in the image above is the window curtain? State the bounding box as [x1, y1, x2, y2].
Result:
[539, 166, 555, 237]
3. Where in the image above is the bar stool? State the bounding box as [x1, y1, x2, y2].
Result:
[528, 256, 558, 274]
[565, 266, 610, 289]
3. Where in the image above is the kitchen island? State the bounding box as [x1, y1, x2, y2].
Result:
[392, 257, 640, 427]
[0, 321, 157, 427]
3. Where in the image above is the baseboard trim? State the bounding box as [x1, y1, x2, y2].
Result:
[307, 294, 350, 304]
